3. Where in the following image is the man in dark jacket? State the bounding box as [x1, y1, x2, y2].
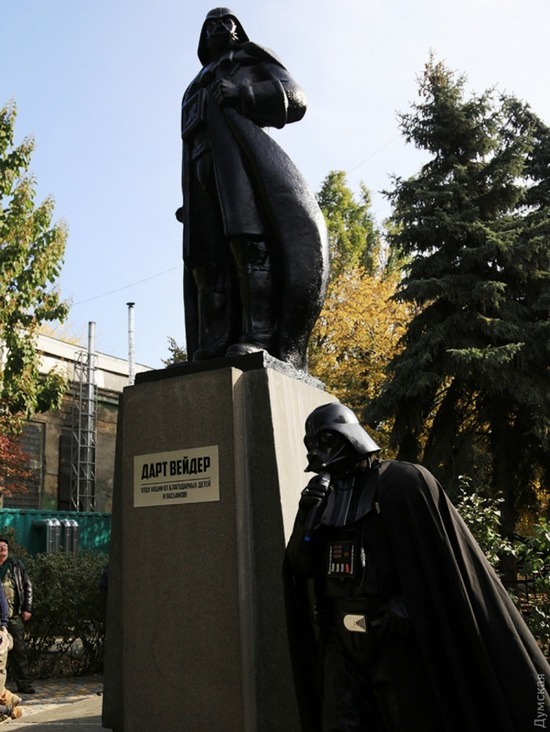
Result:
[0, 537, 34, 694]
[285, 403, 550, 731]
[178, 8, 328, 369]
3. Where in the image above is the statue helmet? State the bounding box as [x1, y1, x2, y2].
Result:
[198, 8, 249, 65]
[304, 403, 381, 457]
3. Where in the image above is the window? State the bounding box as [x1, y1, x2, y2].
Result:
[3, 422, 44, 509]
[58, 428, 72, 511]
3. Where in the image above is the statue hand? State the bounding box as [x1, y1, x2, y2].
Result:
[211, 79, 240, 107]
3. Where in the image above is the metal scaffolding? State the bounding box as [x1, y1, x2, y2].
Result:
[70, 322, 97, 511]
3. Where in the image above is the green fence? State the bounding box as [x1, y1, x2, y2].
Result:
[0, 509, 111, 555]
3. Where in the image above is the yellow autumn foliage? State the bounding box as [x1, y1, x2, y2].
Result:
[308, 265, 410, 448]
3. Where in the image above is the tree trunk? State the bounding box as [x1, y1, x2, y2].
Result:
[490, 409, 517, 585]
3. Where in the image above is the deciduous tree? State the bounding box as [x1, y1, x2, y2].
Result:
[309, 173, 410, 448]
[0, 101, 68, 494]
[0, 433, 32, 497]
[316, 171, 382, 279]
[308, 265, 409, 450]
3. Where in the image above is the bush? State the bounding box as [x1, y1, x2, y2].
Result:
[22, 551, 108, 678]
[453, 478, 550, 657]
[453, 478, 514, 569]
[514, 521, 550, 658]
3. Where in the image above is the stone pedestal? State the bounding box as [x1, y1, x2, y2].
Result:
[102, 359, 334, 731]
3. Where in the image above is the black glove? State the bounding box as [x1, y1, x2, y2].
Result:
[376, 596, 410, 642]
[299, 472, 331, 535]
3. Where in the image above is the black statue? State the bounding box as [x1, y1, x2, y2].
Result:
[177, 8, 328, 370]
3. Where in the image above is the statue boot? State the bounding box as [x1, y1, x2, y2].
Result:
[226, 238, 277, 357]
[193, 280, 235, 362]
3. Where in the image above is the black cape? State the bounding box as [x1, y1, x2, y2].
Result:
[284, 460, 550, 731]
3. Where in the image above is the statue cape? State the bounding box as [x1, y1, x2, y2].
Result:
[182, 43, 328, 370]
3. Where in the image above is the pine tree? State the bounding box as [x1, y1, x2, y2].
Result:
[162, 336, 187, 366]
[365, 59, 550, 537]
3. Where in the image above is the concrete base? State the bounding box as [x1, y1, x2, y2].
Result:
[102, 361, 334, 731]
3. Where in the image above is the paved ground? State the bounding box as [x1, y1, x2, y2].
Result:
[1, 676, 105, 730]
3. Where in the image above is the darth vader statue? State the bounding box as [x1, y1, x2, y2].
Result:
[178, 8, 328, 370]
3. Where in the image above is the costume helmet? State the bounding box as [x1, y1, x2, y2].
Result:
[198, 8, 249, 65]
[304, 403, 380, 460]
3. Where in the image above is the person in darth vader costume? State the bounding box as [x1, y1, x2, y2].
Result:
[285, 402, 550, 731]
[177, 8, 328, 369]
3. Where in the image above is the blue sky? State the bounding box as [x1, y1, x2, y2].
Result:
[2, 0, 549, 368]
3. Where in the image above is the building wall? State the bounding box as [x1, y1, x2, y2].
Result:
[2, 332, 151, 512]
[95, 395, 119, 513]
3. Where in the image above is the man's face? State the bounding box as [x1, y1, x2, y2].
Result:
[204, 16, 239, 57]
[0, 542, 8, 564]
